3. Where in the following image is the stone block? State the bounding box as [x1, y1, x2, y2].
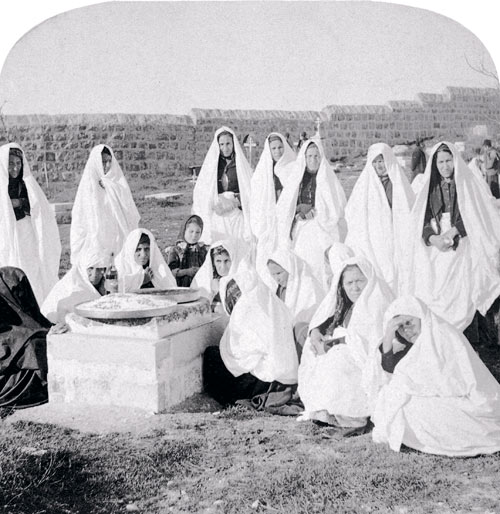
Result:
[49, 300, 227, 412]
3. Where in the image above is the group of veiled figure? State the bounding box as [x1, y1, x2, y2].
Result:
[2, 128, 500, 456]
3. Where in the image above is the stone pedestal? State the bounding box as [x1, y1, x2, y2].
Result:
[47, 299, 228, 413]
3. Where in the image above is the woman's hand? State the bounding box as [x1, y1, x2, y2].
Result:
[143, 267, 154, 284]
[10, 199, 21, 208]
[50, 323, 70, 335]
[295, 203, 313, 220]
[309, 328, 327, 356]
[429, 234, 453, 252]
[382, 316, 405, 353]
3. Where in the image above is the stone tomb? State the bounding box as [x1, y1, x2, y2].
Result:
[47, 298, 227, 413]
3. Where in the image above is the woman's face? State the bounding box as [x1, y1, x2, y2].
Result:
[395, 315, 421, 343]
[305, 145, 321, 174]
[436, 150, 454, 179]
[372, 154, 387, 177]
[213, 251, 231, 277]
[102, 152, 112, 174]
[184, 223, 202, 244]
[8, 155, 22, 178]
[134, 242, 151, 267]
[267, 261, 289, 288]
[342, 265, 368, 303]
[87, 267, 106, 286]
[269, 139, 284, 163]
[218, 135, 234, 158]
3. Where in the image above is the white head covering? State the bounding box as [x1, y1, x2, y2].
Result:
[298, 255, 394, 419]
[372, 296, 500, 456]
[219, 258, 299, 385]
[191, 239, 244, 302]
[250, 132, 296, 240]
[114, 228, 176, 292]
[345, 143, 414, 293]
[401, 141, 500, 328]
[70, 144, 140, 264]
[0, 143, 61, 304]
[267, 247, 323, 325]
[192, 127, 252, 244]
[41, 241, 108, 323]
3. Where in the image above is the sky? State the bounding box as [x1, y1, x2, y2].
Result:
[0, 1, 499, 115]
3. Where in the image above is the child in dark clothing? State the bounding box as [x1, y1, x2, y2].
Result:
[166, 215, 208, 287]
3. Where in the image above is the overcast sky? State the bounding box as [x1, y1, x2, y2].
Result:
[0, 1, 498, 115]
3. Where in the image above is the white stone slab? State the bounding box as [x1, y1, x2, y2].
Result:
[48, 300, 228, 412]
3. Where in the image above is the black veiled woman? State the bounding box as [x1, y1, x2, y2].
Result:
[0, 267, 51, 415]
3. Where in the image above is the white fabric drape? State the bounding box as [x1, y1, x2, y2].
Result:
[70, 144, 140, 264]
[267, 247, 323, 325]
[41, 242, 108, 323]
[400, 141, 500, 330]
[251, 133, 296, 286]
[0, 143, 61, 304]
[114, 228, 176, 292]
[372, 296, 500, 457]
[192, 126, 252, 245]
[276, 138, 347, 292]
[298, 256, 394, 422]
[219, 259, 299, 385]
[191, 239, 246, 303]
[345, 143, 414, 293]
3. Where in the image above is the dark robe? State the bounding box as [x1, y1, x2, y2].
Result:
[8, 175, 31, 221]
[296, 171, 317, 209]
[422, 174, 467, 250]
[483, 148, 500, 199]
[379, 174, 393, 209]
[166, 215, 208, 287]
[217, 153, 239, 194]
[0, 267, 51, 410]
[273, 164, 283, 201]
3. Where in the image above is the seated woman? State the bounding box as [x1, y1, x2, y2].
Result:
[41, 243, 108, 324]
[372, 296, 500, 457]
[0, 267, 52, 416]
[165, 215, 208, 287]
[276, 139, 347, 292]
[0, 143, 61, 304]
[191, 239, 242, 313]
[192, 127, 252, 245]
[402, 142, 500, 331]
[298, 255, 393, 429]
[71, 144, 140, 265]
[115, 229, 176, 292]
[204, 260, 300, 412]
[345, 143, 414, 293]
[266, 247, 324, 350]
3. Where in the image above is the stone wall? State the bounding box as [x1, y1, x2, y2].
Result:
[1, 86, 499, 184]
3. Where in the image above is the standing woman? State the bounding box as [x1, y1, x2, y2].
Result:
[0, 143, 61, 304]
[250, 133, 296, 284]
[276, 138, 347, 292]
[70, 144, 140, 264]
[192, 126, 252, 245]
[345, 143, 414, 293]
[0, 267, 52, 414]
[402, 141, 500, 331]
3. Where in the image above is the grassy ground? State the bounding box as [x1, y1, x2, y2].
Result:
[1, 345, 500, 514]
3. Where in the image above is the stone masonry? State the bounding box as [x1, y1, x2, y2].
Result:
[0, 86, 498, 185]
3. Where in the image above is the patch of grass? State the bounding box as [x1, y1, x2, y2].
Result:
[0, 421, 201, 514]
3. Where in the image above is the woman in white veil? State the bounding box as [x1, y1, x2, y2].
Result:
[0, 143, 61, 304]
[345, 143, 414, 293]
[276, 138, 347, 292]
[70, 144, 140, 264]
[192, 126, 252, 245]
